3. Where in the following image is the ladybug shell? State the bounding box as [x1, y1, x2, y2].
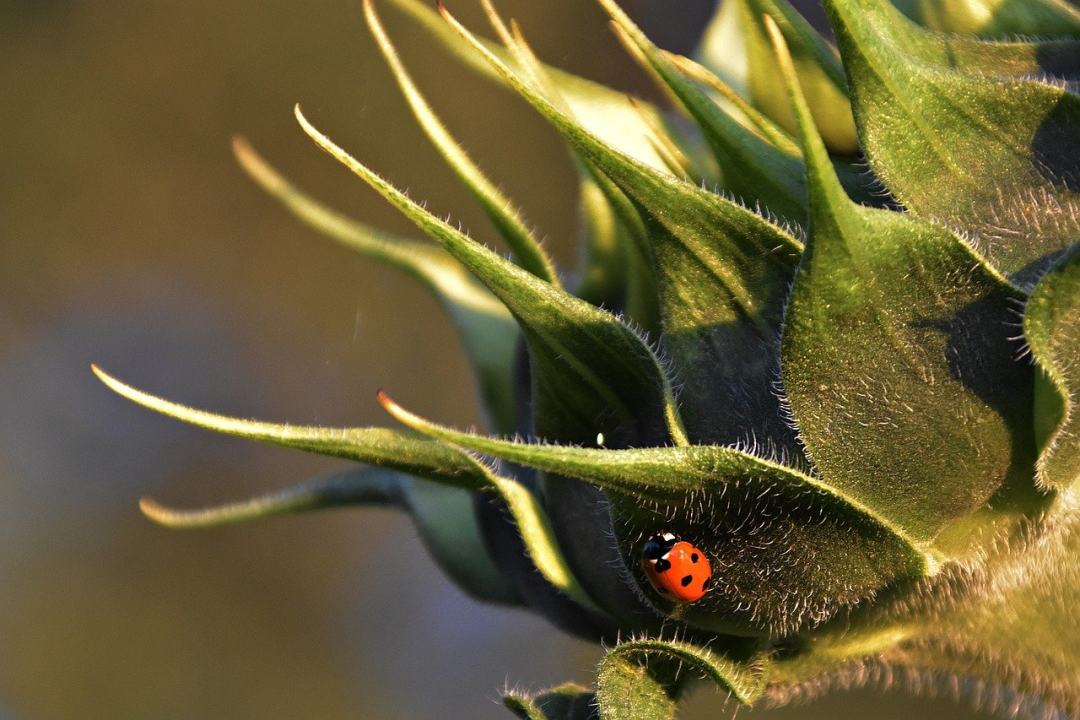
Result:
[641, 537, 712, 603]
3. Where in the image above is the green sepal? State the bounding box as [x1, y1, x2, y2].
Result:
[137, 465, 406, 528]
[382, 0, 711, 336]
[503, 683, 595, 720]
[572, 173, 628, 309]
[381, 0, 671, 172]
[579, 162, 661, 335]
[485, 470, 606, 615]
[596, 638, 766, 719]
[91, 366, 605, 614]
[364, 0, 559, 286]
[379, 393, 931, 636]
[644, 195, 803, 450]
[231, 137, 518, 434]
[598, 0, 808, 223]
[773, 15, 1040, 544]
[874, 507, 1080, 720]
[538, 20, 807, 449]
[141, 466, 520, 605]
[403, 476, 521, 605]
[696, 0, 858, 155]
[296, 106, 688, 451]
[768, 501, 1080, 719]
[91, 364, 487, 489]
[1025, 244, 1080, 491]
[427, 8, 677, 632]
[667, 52, 803, 158]
[825, 0, 1080, 283]
[893, 0, 1080, 38]
[472, 6, 663, 336]
[439, 5, 815, 453]
[862, 11, 1080, 82]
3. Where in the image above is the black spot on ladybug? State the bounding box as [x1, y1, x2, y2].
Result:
[655, 558, 672, 573]
[680, 575, 693, 587]
[691, 553, 699, 563]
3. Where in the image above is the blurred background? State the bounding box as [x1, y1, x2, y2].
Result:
[2, 1, 992, 717]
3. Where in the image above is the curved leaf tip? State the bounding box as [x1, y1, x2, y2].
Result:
[136, 468, 404, 529]
[378, 388, 423, 427]
[139, 497, 193, 528]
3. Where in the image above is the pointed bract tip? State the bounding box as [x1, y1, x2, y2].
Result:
[376, 390, 423, 431]
[762, 14, 784, 55]
[508, 18, 527, 41]
[436, 0, 447, 17]
[230, 134, 251, 155]
[230, 135, 269, 177]
[90, 363, 120, 390]
[293, 104, 321, 140]
[376, 389, 404, 418]
[89, 364, 145, 403]
[139, 497, 175, 526]
[138, 497, 211, 530]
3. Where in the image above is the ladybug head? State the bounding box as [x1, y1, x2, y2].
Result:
[642, 532, 678, 561]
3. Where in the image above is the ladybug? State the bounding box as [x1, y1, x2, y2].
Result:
[640, 532, 712, 603]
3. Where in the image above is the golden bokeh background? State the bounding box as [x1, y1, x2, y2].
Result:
[1, 1, 991, 717]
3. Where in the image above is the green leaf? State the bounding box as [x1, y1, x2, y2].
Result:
[231, 137, 519, 434]
[882, 507, 1080, 719]
[1025, 244, 1080, 491]
[696, 0, 859, 155]
[572, 172, 627, 309]
[402, 475, 522, 605]
[364, 0, 558, 286]
[438, 5, 811, 453]
[598, 0, 808, 223]
[484, 470, 605, 615]
[596, 639, 766, 719]
[369, 6, 679, 632]
[138, 466, 405, 528]
[477, 13, 664, 335]
[92, 366, 606, 615]
[770, 503, 1080, 718]
[620, 162, 803, 450]
[643, 191, 804, 450]
[485, 2, 672, 338]
[504, 683, 595, 720]
[523, 24, 805, 449]
[379, 393, 931, 636]
[667, 52, 802, 157]
[91, 364, 487, 489]
[141, 466, 520, 605]
[380, 0, 671, 172]
[695, 0, 747, 101]
[878, 17, 1080, 82]
[296, 105, 688, 451]
[825, 0, 1080, 283]
[772, 13, 1040, 544]
[893, 0, 1080, 38]
[848, 2, 1080, 83]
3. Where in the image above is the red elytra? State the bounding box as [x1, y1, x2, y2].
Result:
[641, 533, 712, 603]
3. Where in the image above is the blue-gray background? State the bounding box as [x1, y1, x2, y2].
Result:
[2, 1, 988, 717]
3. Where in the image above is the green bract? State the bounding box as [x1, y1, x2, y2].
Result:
[96, 0, 1080, 717]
